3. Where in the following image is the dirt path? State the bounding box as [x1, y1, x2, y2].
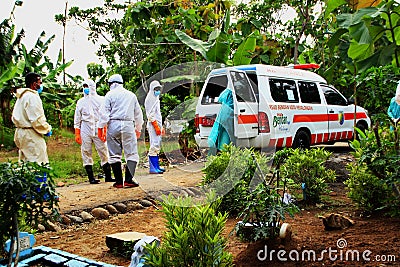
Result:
[34, 145, 400, 267]
[56, 162, 204, 213]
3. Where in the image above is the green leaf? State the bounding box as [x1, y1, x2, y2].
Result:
[349, 22, 372, 44]
[324, 0, 347, 18]
[348, 40, 372, 60]
[206, 32, 230, 64]
[356, 44, 396, 72]
[0, 60, 25, 92]
[175, 29, 214, 60]
[233, 31, 257, 66]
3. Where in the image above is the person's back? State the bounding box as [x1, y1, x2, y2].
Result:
[98, 74, 143, 188]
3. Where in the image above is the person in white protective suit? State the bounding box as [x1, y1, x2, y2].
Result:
[74, 79, 115, 184]
[12, 72, 52, 164]
[144, 80, 165, 174]
[97, 74, 144, 188]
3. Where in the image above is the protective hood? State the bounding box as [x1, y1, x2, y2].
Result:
[15, 88, 37, 99]
[396, 82, 400, 105]
[83, 79, 97, 96]
[144, 80, 162, 122]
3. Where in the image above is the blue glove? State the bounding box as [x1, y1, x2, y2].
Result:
[44, 130, 52, 137]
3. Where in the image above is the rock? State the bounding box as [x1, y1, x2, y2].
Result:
[105, 232, 146, 252]
[319, 213, 355, 230]
[67, 215, 83, 223]
[60, 215, 72, 225]
[105, 204, 118, 214]
[114, 203, 127, 213]
[37, 224, 46, 232]
[188, 187, 203, 196]
[139, 200, 153, 208]
[80, 211, 94, 222]
[127, 202, 144, 211]
[46, 221, 62, 232]
[57, 181, 65, 187]
[91, 207, 110, 219]
[183, 188, 196, 197]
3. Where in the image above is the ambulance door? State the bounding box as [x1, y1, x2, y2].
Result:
[320, 85, 354, 141]
[228, 70, 259, 139]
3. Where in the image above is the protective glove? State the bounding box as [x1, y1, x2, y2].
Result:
[136, 130, 141, 139]
[151, 120, 161, 135]
[74, 128, 82, 145]
[44, 130, 52, 137]
[98, 127, 107, 142]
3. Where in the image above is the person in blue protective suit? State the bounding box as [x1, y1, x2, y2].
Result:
[144, 80, 165, 174]
[97, 74, 144, 189]
[388, 82, 400, 130]
[208, 88, 235, 155]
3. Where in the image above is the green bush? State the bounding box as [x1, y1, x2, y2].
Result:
[279, 148, 336, 204]
[0, 126, 15, 150]
[144, 195, 233, 267]
[236, 182, 299, 241]
[346, 127, 400, 215]
[202, 144, 270, 215]
[0, 161, 59, 262]
[345, 163, 392, 213]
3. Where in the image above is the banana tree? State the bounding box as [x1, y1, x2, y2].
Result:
[175, 11, 258, 66]
[327, 0, 400, 72]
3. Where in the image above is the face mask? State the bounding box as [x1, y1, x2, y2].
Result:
[154, 90, 161, 97]
[83, 88, 90, 95]
[37, 84, 43, 94]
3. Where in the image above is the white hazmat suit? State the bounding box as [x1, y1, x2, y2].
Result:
[74, 80, 114, 184]
[98, 74, 144, 188]
[12, 87, 52, 164]
[144, 80, 165, 174]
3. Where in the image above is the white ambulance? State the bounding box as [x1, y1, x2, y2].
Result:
[194, 64, 371, 149]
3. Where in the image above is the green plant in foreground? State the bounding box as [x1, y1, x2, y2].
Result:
[346, 127, 400, 216]
[0, 161, 59, 267]
[202, 144, 271, 216]
[143, 194, 233, 267]
[279, 148, 336, 204]
[236, 182, 299, 242]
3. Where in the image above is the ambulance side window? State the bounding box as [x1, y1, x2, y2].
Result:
[247, 73, 259, 101]
[230, 71, 257, 102]
[269, 79, 299, 103]
[202, 75, 228, 104]
[298, 81, 321, 104]
[321, 85, 347, 106]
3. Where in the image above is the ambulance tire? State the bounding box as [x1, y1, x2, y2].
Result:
[355, 122, 367, 141]
[293, 130, 310, 149]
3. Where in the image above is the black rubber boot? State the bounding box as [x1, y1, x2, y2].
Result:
[102, 162, 115, 182]
[85, 165, 100, 184]
[124, 160, 139, 188]
[110, 162, 123, 188]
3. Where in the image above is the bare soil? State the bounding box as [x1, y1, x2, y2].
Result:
[29, 143, 400, 266]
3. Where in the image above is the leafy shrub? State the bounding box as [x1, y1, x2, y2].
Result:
[202, 144, 270, 215]
[144, 195, 233, 267]
[0, 162, 59, 262]
[236, 182, 299, 241]
[345, 163, 391, 213]
[279, 148, 336, 204]
[346, 127, 400, 215]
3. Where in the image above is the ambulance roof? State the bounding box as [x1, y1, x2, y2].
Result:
[209, 64, 327, 84]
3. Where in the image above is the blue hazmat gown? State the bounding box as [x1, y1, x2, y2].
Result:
[388, 97, 400, 120]
[208, 88, 235, 155]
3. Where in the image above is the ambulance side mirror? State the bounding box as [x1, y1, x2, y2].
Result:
[347, 97, 355, 105]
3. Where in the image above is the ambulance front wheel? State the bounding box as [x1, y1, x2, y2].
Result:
[293, 130, 310, 149]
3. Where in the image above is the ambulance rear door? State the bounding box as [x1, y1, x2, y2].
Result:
[228, 69, 259, 139]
